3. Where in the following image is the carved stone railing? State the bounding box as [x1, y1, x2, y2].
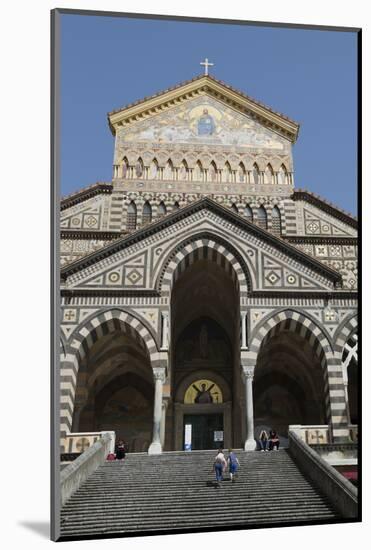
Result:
[60, 431, 115, 506]
[61, 431, 111, 455]
[289, 424, 330, 445]
[288, 430, 357, 518]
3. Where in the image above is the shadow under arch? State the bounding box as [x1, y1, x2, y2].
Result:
[252, 310, 332, 439]
[60, 308, 160, 437]
[248, 308, 334, 364]
[155, 231, 252, 297]
[67, 307, 159, 363]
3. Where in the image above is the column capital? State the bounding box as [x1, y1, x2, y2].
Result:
[241, 365, 255, 381]
[153, 366, 167, 383]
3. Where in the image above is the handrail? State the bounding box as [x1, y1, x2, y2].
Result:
[288, 430, 357, 518]
[60, 431, 115, 506]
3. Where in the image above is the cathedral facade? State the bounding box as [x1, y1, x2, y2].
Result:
[59, 74, 358, 455]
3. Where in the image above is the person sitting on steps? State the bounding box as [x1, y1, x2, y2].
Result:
[258, 429, 269, 451]
[268, 429, 280, 451]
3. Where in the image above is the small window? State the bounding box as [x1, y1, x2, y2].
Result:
[278, 164, 288, 185]
[158, 201, 167, 217]
[253, 164, 260, 185]
[135, 158, 144, 177]
[142, 201, 152, 226]
[256, 205, 267, 230]
[179, 160, 188, 180]
[164, 159, 173, 180]
[223, 162, 232, 183]
[244, 205, 253, 222]
[127, 201, 137, 231]
[194, 161, 203, 181]
[209, 161, 217, 182]
[122, 158, 129, 178]
[238, 163, 246, 183]
[271, 206, 282, 236]
[149, 159, 158, 179]
[265, 164, 274, 185]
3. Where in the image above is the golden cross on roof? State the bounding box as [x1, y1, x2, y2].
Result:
[200, 57, 214, 76]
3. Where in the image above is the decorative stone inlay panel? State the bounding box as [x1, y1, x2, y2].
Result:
[60, 239, 114, 267]
[299, 204, 356, 238]
[61, 195, 105, 230]
[63, 206, 338, 293]
[292, 242, 358, 290]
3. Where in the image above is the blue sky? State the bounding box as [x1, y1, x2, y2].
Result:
[60, 14, 358, 214]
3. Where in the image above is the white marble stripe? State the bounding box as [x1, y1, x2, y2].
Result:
[330, 403, 347, 411]
[329, 389, 346, 397]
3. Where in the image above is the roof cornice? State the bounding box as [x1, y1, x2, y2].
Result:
[293, 189, 358, 229]
[61, 230, 122, 240]
[61, 196, 341, 285]
[108, 74, 299, 142]
[61, 182, 112, 210]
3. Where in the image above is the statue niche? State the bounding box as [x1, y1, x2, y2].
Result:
[175, 317, 231, 367]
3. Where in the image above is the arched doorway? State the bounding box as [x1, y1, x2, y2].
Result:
[72, 325, 154, 452]
[169, 248, 241, 450]
[253, 322, 328, 445]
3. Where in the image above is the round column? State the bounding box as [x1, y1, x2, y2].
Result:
[148, 367, 166, 455]
[242, 366, 256, 451]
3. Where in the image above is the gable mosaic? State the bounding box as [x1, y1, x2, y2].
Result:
[115, 95, 291, 153]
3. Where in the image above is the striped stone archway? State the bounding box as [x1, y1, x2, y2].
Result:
[248, 310, 334, 365]
[245, 309, 349, 443]
[157, 233, 251, 299]
[334, 314, 358, 360]
[334, 314, 358, 430]
[60, 309, 160, 437]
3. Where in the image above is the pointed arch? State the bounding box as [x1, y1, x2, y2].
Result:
[248, 310, 335, 438]
[135, 157, 144, 177]
[158, 234, 251, 297]
[126, 201, 137, 231]
[231, 203, 238, 214]
[164, 159, 174, 180]
[244, 204, 253, 222]
[223, 161, 232, 183]
[271, 205, 282, 236]
[157, 201, 167, 217]
[122, 157, 129, 179]
[238, 162, 246, 183]
[149, 158, 159, 179]
[253, 163, 260, 185]
[209, 160, 217, 182]
[60, 309, 160, 437]
[173, 201, 180, 210]
[142, 201, 152, 226]
[264, 163, 274, 185]
[179, 159, 188, 180]
[278, 164, 288, 185]
[256, 205, 267, 230]
[194, 160, 203, 181]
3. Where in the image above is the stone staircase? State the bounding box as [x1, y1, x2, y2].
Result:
[60, 449, 340, 538]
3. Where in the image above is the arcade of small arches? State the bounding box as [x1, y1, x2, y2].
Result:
[126, 199, 282, 236]
[62, 244, 356, 455]
[113, 156, 292, 186]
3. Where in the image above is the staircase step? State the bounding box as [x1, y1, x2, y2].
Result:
[60, 449, 340, 537]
